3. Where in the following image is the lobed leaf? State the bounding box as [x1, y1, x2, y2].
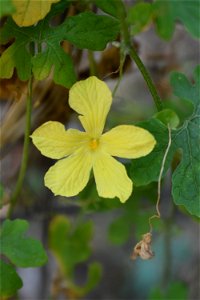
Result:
[131, 67, 200, 217]
[0, 219, 48, 267]
[48, 216, 93, 277]
[171, 67, 200, 216]
[0, 6, 119, 86]
[153, 0, 200, 39]
[130, 118, 175, 186]
[48, 216, 101, 295]
[63, 12, 120, 50]
[127, 2, 152, 35]
[0, 14, 76, 87]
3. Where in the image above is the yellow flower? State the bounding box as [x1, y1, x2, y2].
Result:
[31, 76, 156, 202]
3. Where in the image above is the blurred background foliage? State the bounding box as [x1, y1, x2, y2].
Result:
[0, 0, 199, 299]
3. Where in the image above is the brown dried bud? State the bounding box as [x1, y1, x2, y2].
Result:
[131, 232, 154, 260]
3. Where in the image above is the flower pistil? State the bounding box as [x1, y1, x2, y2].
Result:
[90, 138, 99, 150]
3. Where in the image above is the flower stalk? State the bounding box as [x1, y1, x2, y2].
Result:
[129, 47, 163, 111]
[118, 2, 163, 111]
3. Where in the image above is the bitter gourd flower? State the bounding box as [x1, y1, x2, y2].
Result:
[31, 76, 156, 202]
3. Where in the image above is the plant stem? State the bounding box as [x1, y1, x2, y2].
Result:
[119, 4, 163, 111]
[88, 50, 98, 76]
[7, 76, 33, 218]
[129, 48, 163, 111]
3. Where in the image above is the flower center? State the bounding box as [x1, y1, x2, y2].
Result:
[90, 138, 99, 150]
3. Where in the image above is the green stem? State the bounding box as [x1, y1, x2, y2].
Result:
[119, 4, 163, 111]
[129, 48, 163, 111]
[7, 76, 33, 218]
[88, 50, 98, 76]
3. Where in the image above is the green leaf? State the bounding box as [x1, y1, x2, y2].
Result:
[154, 108, 180, 128]
[153, 0, 174, 39]
[127, 2, 152, 35]
[94, 0, 125, 18]
[153, 0, 200, 39]
[149, 281, 188, 300]
[0, 7, 119, 85]
[131, 66, 200, 217]
[48, 216, 101, 295]
[0, 12, 76, 87]
[63, 12, 120, 50]
[0, 260, 23, 297]
[48, 216, 93, 277]
[0, 219, 48, 267]
[130, 118, 175, 186]
[171, 67, 200, 217]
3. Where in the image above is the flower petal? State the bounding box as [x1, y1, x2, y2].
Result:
[101, 125, 156, 159]
[31, 121, 89, 159]
[44, 148, 92, 197]
[69, 76, 112, 137]
[93, 152, 132, 203]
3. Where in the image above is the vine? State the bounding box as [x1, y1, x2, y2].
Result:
[7, 76, 33, 218]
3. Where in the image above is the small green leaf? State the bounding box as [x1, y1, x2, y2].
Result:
[127, 2, 152, 35]
[0, 0, 16, 17]
[0, 219, 48, 267]
[153, 0, 200, 39]
[0, 260, 23, 297]
[154, 108, 180, 128]
[48, 216, 93, 277]
[171, 67, 200, 216]
[153, 0, 174, 39]
[64, 12, 120, 50]
[94, 0, 125, 18]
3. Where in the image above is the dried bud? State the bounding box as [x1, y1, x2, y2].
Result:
[131, 232, 154, 260]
